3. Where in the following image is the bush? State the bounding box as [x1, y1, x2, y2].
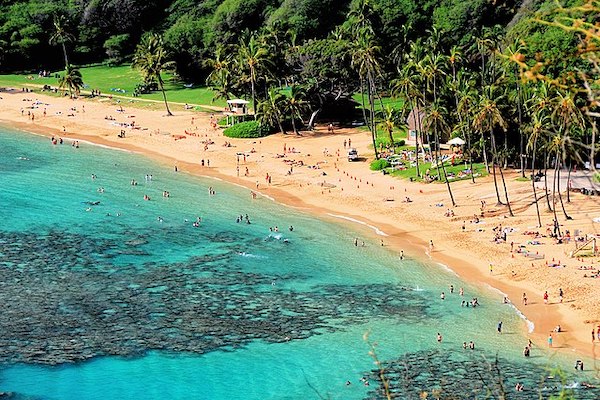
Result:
[223, 121, 271, 138]
[370, 159, 390, 171]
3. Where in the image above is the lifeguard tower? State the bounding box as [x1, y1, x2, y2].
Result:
[224, 99, 250, 126]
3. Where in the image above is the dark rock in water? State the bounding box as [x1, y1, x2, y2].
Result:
[0, 229, 431, 366]
[363, 349, 600, 400]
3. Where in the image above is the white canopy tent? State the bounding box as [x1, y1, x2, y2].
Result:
[447, 137, 466, 146]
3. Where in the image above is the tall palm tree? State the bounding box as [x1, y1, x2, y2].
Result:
[257, 89, 287, 134]
[285, 85, 310, 135]
[473, 90, 512, 215]
[424, 101, 456, 207]
[237, 33, 271, 117]
[58, 65, 83, 97]
[49, 15, 74, 69]
[529, 82, 555, 212]
[391, 65, 423, 176]
[351, 28, 382, 158]
[132, 33, 175, 116]
[455, 71, 478, 183]
[550, 90, 585, 220]
[525, 113, 549, 228]
[205, 49, 234, 102]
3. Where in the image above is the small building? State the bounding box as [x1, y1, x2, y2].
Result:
[224, 99, 250, 126]
[406, 107, 425, 142]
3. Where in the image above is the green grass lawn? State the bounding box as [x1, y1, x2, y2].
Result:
[0, 64, 226, 108]
[386, 159, 488, 182]
[352, 93, 404, 112]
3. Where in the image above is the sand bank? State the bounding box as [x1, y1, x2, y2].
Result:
[2, 88, 600, 363]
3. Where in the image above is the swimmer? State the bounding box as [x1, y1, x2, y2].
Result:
[437, 333, 443, 342]
[400, 250, 404, 260]
[289, 225, 294, 231]
[440, 292, 445, 300]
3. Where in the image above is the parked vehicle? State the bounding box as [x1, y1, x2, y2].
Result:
[348, 148, 358, 161]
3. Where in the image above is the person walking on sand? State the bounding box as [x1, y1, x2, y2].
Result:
[522, 292, 528, 305]
[489, 263, 493, 274]
[543, 291, 549, 304]
[559, 288, 564, 303]
[548, 334, 553, 347]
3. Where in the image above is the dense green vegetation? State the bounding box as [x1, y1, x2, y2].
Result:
[223, 120, 270, 138]
[1, 0, 599, 232]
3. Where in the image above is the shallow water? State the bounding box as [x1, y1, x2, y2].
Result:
[0, 128, 596, 399]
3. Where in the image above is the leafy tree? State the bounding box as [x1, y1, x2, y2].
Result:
[236, 32, 272, 117]
[49, 14, 74, 69]
[284, 85, 310, 135]
[257, 88, 287, 134]
[132, 33, 175, 116]
[103, 34, 131, 65]
[58, 64, 83, 97]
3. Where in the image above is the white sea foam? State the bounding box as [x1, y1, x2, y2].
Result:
[326, 213, 388, 236]
[484, 284, 535, 333]
[436, 262, 459, 277]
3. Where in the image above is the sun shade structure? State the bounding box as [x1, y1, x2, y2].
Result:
[224, 99, 250, 126]
[447, 137, 465, 146]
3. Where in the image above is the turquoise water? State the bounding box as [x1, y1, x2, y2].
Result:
[0, 127, 595, 399]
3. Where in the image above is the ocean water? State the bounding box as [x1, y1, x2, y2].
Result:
[0, 127, 596, 400]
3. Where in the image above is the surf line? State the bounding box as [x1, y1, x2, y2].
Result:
[485, 283, 535, 333]
[326, 213, 389, 237]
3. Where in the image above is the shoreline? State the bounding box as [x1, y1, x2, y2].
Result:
[1, 90, 599, 363]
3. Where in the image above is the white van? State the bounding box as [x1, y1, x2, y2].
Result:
[348, 148, 358, 161]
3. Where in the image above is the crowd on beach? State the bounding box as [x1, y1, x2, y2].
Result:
[6, 84, 600, 374]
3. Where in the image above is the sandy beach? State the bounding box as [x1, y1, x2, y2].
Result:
[2, 87, 600, 363]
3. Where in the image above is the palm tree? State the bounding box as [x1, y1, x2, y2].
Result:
[550, 90, 585, 220]
[49, 15, 74, 69]
[455, 72, 478, 183]
[391, 65, 422, 176]
[257, 89, 287, 134]
[132, 33, 175, 116]
[525, 113, 549, 228]
[380, 106, 405, 149]
[529, 82, 555, 212]
[473, 90, 512, 215]
[237, 33, 271, 117]
[205, 49, 234, 102]
[351, 28, 382, 158]
[284, 85, 310, 135]
[58, 65, 83, 97]
[424, 101, 456, 207]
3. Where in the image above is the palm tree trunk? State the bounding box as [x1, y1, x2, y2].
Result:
[368, 73, 379, 159]
[158, 77, 173, 116]
[481, 134, 490, 173]
[251, 71, 257, 119]
[412, 100, 420, 178]
[591, 120, 597, 172]
[498, 157, 514, 216]
[531, 141, 542, 228]
[552, 158, 561, 237]
[490, 129, 503, 205]
[566, 163, 572, 203]
[61, 41, 69, 69]
[516, 75, 525, 177]
[291, 115, 298, 135]
[556, 158, 572, 220]
[544, 152, 552, 212]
